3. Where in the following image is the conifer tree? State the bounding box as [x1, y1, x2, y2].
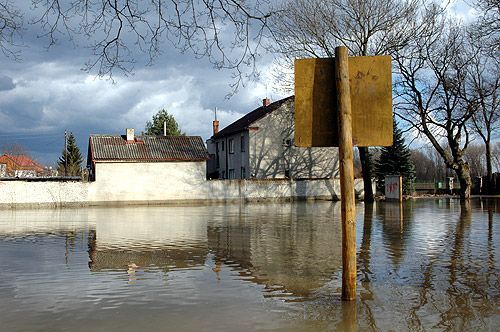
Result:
[58, 132, 83, 176]
[145, 109, 184, 136]
[375, 118, 415, 195]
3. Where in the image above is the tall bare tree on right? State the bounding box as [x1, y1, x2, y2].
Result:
[462, 6, 499, 194]
[393, 17, 477, 198]
[473, 0, 499, 50]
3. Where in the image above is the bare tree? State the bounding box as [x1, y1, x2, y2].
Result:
[463, 144, 486, 178]
[460, 27, 499, 193]
[393, 17, 476, 198]
[473, 0, 499, 50]
[269, 0, 431, 201]
[0, 0, 22, 59]
[411, 146, 450, 182]
[410, 149, 433, 181]
[492, 142, 500, 172]
[1, 0, 276, 89]
[426, 146, 448, 182]
[1, 143, 29, 156]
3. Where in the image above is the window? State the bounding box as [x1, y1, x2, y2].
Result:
[241, 167, 246, 179]
[221, 170, 226, 179]
[240, 135, 245, 152]
[229, 139, 234, 154]
[229, 169, 235, 179]
[221, 141, 224, 151]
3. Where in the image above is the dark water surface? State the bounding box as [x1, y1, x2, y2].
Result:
[0, 199, 498, 331]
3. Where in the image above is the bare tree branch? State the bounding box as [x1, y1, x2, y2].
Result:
[0, 0, 23, 59]
[3, 0, 277, 88]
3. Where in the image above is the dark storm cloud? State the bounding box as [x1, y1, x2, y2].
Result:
[0, 76, 15, 91]
[0, 1, 286, 165]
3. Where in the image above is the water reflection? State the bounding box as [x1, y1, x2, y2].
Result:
[87, 207, 209, 273]
[208, 203, 343, 298]
[0, 199, 498, 331]
[84, 204, 343, 299]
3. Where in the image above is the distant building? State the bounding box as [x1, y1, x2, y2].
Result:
[206, 96, 339, 180]
[0, 154, 44, 177]
[87, 128, 209, 184]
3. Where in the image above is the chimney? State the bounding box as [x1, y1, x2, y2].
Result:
[126, 128, 135, 142]
[213, 107, 219, 135]
[263, 98, 270, 107]
[213, 120, 219, 135]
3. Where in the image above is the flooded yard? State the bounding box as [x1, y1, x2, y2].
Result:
[0, 199, 498, 331]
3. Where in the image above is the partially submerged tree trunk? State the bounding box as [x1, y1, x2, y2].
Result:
[485, 143, 493, 193]
[358, 147, 374, 201]
[455, 162, 472, 199]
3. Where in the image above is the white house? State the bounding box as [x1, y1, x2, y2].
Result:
[86, 129, 209, 202]
[206, 96, 339, 180]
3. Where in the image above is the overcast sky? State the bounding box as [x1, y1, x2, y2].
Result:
[0, 0, 475, 166]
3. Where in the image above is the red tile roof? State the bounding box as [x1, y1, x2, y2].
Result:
[0, 154, 44, 172]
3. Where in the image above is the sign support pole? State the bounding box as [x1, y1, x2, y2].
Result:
[335, 46, 357, 301]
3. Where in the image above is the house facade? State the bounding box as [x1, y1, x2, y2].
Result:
[87, 129, 209, 202]
[206, 96, 339, 180]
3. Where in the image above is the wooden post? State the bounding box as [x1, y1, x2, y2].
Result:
[335, 46, 357, 301]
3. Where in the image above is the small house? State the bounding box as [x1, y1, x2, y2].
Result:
[0, 154, 44, 177]
[87, 129, 209, 199]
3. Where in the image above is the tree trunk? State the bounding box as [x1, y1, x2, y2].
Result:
[455, 162, 472, 199]
[485, 141, 493, 194]
[358, 147, 374, 202]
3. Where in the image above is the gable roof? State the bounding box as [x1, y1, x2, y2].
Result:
[0, 154, 44, 172]
[213, 96, 294, 139]
[88, 135, 209, 163]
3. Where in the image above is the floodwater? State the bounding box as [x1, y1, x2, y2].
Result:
[0, 199, 498, 331]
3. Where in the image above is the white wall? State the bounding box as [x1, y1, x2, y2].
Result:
[0, 174, 365, 208]
[0, 180, 88, 207]
[89, 161, 208, 202]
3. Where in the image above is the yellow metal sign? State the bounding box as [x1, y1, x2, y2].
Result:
[295, 56, 393, 147]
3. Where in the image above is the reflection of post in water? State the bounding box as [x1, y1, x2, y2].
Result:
[385, 201, 404, 233]
[338, 300, 357, 332]
[64, 231, 76, 265]
[358, 202, 378, 331]
[378, 201, 406, 269]
[359, 202, 374, 285]
[87, 229, 97, 269]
